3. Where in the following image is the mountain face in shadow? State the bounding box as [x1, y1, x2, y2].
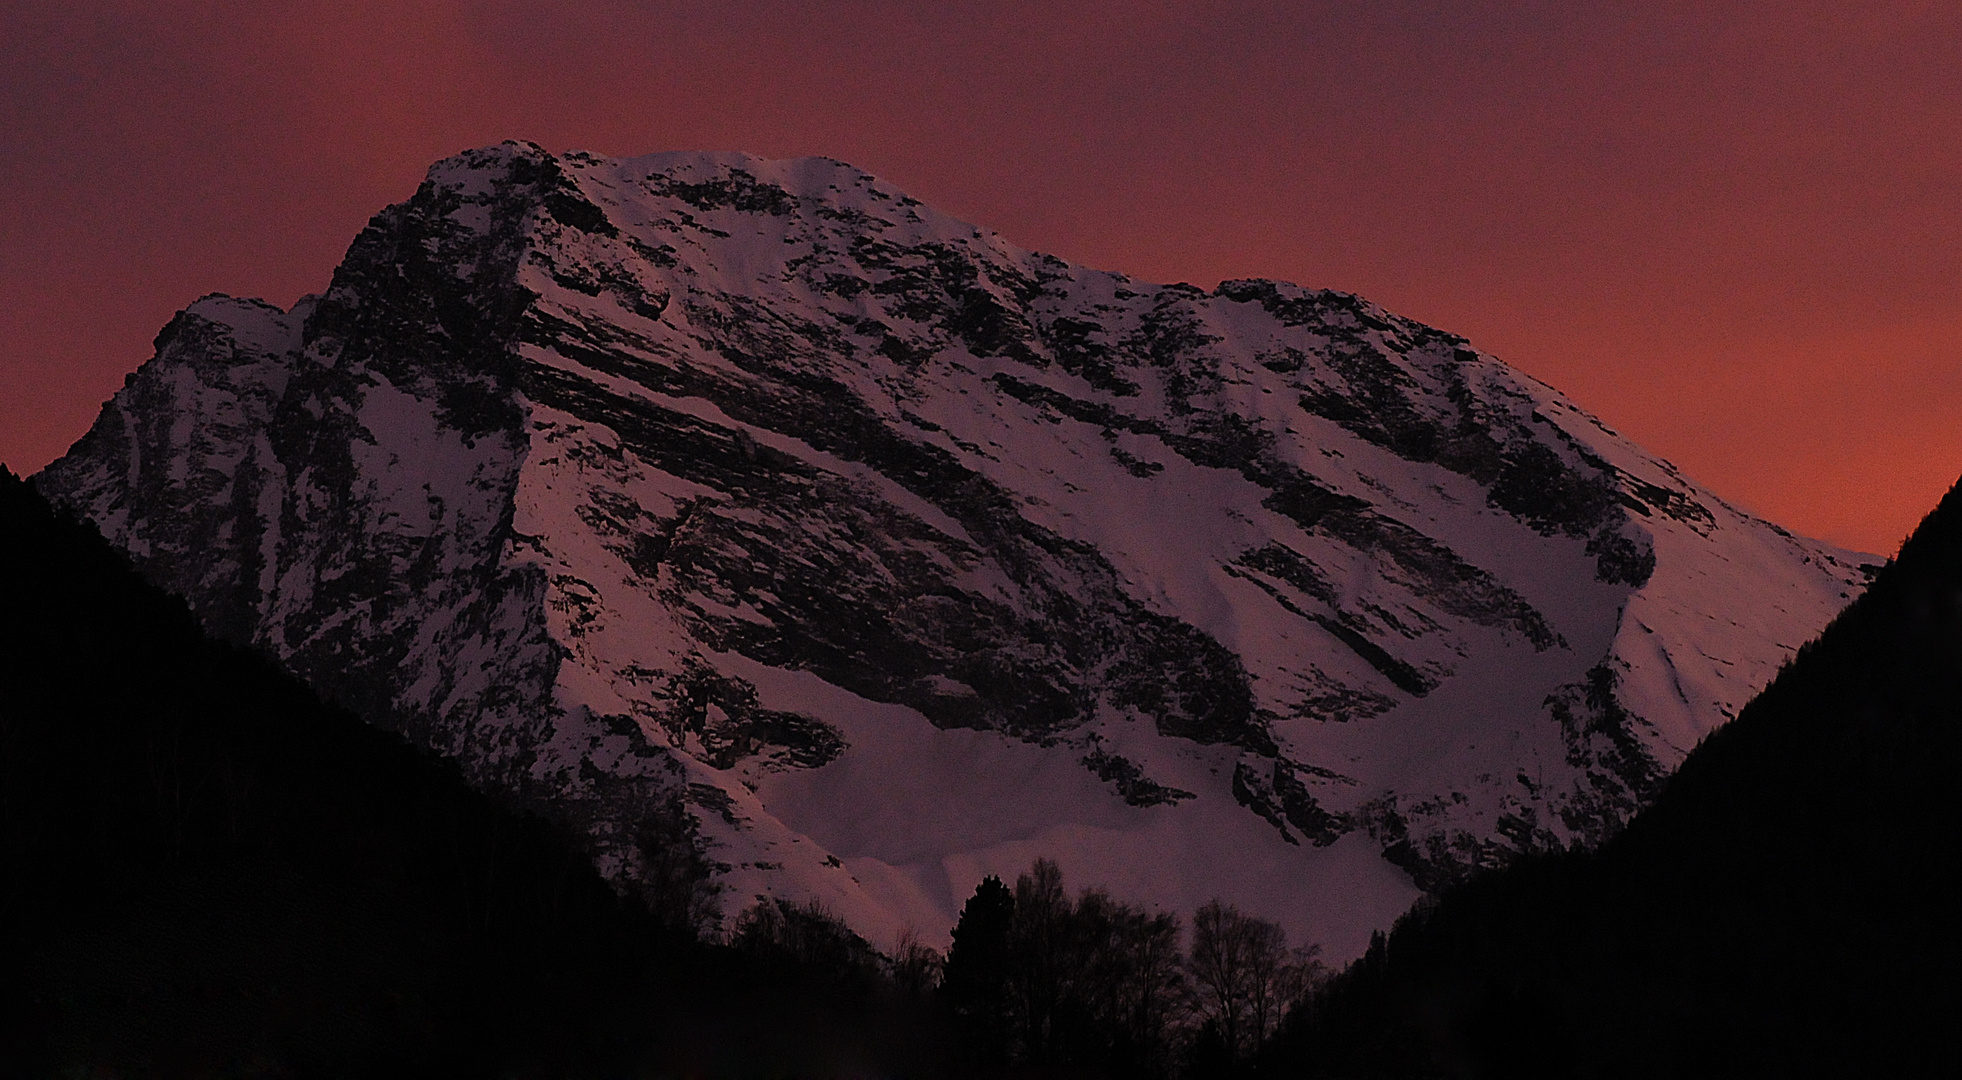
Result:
[0, 470, 951, 1077]
[0, 467, 630, 1071]
[35, 142, 1867, 955]
[1275, 475, 1962, 1078]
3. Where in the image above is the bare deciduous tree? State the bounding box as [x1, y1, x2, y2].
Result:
[1009, 858, 1072, 1060]
[891, 926, 944, 997]
[1187, 899, 1322, 1060]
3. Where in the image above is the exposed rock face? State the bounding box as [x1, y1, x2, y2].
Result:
[37, 142, 1870, 959]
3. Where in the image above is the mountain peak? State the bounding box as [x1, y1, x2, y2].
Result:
[37, 145, 1868, 959]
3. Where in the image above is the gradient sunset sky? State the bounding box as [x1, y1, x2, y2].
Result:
[4, 1, 1957, 553]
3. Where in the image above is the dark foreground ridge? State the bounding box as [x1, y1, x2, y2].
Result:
[0, 464, 1319, 1078]
[1272, 475, 1962, 1078]
[0, 461, 1327, 1077]
[2, 446, 1956, 1076]
[0, 469, 954, 1077]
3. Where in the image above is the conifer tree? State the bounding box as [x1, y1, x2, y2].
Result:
[942, 874, 1016, 1060]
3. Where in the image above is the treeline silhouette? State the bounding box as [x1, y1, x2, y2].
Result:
[940, 860, 1322, 1078]
[1269, 477, 1962, 1078]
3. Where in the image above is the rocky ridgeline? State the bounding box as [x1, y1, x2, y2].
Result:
[37, 142, 1869, 958]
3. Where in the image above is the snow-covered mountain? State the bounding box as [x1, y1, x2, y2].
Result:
[37, 142, 1869, 960]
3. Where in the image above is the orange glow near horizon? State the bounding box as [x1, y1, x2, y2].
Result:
[4, 1, 1959, 554]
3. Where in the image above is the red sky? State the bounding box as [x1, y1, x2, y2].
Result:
[4, 1, 1958, 554]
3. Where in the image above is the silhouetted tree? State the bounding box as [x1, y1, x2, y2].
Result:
[949, 859, 1197, 1076]
[1079, 886, 1185, 1073]
[892, 927, 945, 998]
[633, 792, 722, 936]
[730, 895, 882, 975]
[944, 874, 1017, 1062]
[1188, 899, 1315, 1061]
[1010, 857, 1073, 1061]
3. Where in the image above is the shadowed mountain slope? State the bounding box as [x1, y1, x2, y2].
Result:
[1275, 476, 1962, 1078]
[0, 470, 953, 1077]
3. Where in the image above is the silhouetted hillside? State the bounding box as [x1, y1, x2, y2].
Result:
[9, 447, 1948, 1078]
[1274, 477, 1962, 1078]
[0, 469, 953, 1077]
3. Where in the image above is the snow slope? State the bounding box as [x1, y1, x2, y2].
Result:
[38, 143, 1870, 961]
